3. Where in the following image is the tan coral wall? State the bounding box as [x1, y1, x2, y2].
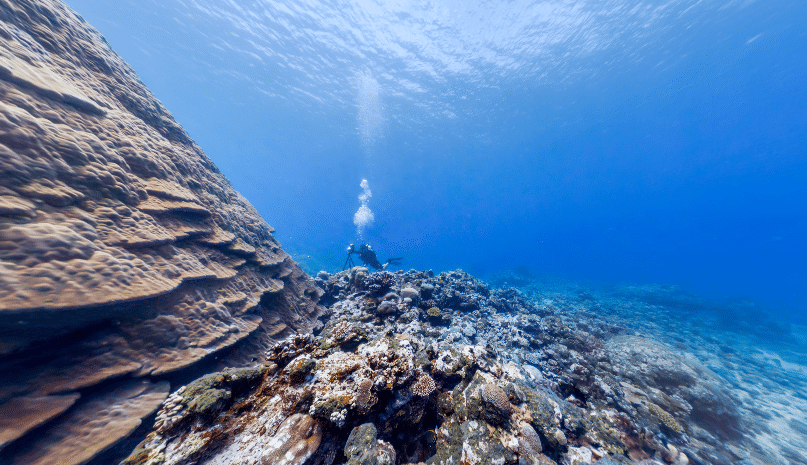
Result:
[0, 0, 323, 463]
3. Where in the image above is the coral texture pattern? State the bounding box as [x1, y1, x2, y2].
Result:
[0, 1, 322, 463]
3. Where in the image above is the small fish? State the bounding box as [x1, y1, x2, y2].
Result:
[422, 429, 438, 446]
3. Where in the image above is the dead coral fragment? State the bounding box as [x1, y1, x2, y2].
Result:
[309, 396, 352, 424]
[187, 387, 231, 415]
[411, 372, 436, 397]
[155, 365, 268, 429]
[344, 423, 396, 465]
[377, 300, 398, 315]
[648, 403, 683, 434]
[326, 321, 367, 349]
[331, 321, 353, 340]
[181, 373, 231, 416]
[287, 357, 317, 384]
[260, 413, 322, 465]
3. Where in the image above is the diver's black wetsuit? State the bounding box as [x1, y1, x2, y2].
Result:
[345, 244, 402, 271]
[358, 244, 385, 270]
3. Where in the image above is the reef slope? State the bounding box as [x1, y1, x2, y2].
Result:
[126, 269, 781, 465]
[0, 1, 323, 463]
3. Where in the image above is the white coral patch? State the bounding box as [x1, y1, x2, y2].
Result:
[461, 441, 481, 465]
[329, 409, 347, 427]
[563, 446, 592, 465]
[359, 340, 389, 356]
[523, 364, 544, 382]
[502, 361, 525, 381]
[434, 350, 456, 373]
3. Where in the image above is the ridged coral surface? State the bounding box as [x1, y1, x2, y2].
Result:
[0, 1, 322, 463]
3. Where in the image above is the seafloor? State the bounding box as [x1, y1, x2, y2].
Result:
[122, 267, 807, 465]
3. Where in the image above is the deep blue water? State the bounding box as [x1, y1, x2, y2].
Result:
[67, 0, 807, 322]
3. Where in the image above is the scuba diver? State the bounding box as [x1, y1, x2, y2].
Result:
[343, 243, 402, 271]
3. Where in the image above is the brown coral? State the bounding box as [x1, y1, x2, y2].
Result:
[427, 307, 442, 318]
[479, 383, 512, 424]
[354, 378, 375, 411]
[648, 403, 683, 434]
[0, 0, 324, 462]
[481, 383, 510, 411]
[411, 372, 436, 397]
[518, 423, 543, 459]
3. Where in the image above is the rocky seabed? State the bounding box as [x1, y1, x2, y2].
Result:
[123, 268, 805, 465]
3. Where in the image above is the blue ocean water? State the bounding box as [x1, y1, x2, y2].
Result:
[65, 0, 806, 323]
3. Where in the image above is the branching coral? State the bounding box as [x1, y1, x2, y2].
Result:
[366, 271, 395, 295]
[330, 321, 352, 340]
[411, 372, 436, 397]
